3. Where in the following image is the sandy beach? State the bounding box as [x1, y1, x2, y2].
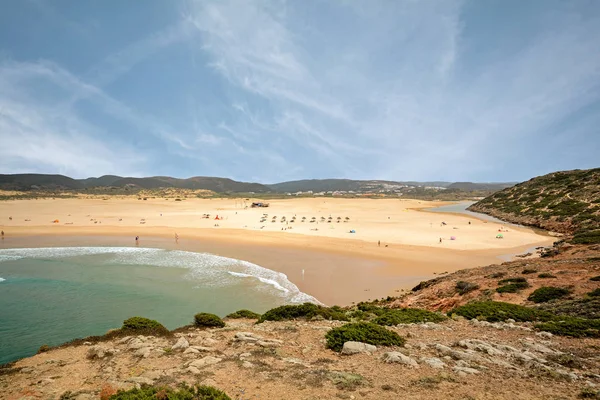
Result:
[0, 197, 554, 305]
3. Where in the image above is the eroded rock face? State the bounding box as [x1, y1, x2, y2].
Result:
[341, 341, 377, 355]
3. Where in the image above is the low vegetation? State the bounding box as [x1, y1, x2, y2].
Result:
[590, 276, 600, 282]
[109, 384, 231, 399]
[538, 273, 557, 279]
[325, 322, 405, 352]
[527, 287, 571, 303]
[258, 303, 348, 323]
[225, 309, 262, 319]
[522, 268, 538, 275]
[194, 313, 225, 328]
[589, 289, 600, 297]
[372, 308, 446, 326]
[455, 281, 480, 295]
[535, 318, 600, 338]
[450, 301, 553, 322]
[496, 277, 529, 293]
[121, 317, 170, 336]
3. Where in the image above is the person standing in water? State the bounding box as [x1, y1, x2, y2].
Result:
[1, 230, 4, 239]
[175, 233, 179, 243]
[135, 236, 139, 245]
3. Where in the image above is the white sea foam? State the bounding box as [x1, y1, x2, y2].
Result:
[0, 277, 5, 282]
[0, 247, 319, 303]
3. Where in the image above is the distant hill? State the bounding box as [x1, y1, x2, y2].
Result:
[468, 168, 600, 243]
[0, 173, 516, 196]
[0, 174, 272, 193]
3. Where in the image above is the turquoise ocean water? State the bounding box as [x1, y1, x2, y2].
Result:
[0, 247, 315, 364]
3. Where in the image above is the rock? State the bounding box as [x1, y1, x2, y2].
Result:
[536, 331, 553, 339]
[134, 347, 152, 358]
[127, 377, 154, 385]
[75, 394, 93, 400]
[183, 347, 200, 355]
[421, 357, 445, 369]
[257, 339, 283, 348]
[234, 332, 262, 343]
[191, 346, 216, 352]
[189, 356, 222, 368]
[86, 345, 114, 360]
[187, 366, 201, 375]
[434, 344, 486, 363]
[242, 361, 253, 369]
[341, 341, 377, 355]
[382, 352, 419, 367]
[453, 366, 480, 375]
[127, 339, 146, 350]
[457, 339, 505, 357]
[239, 352, 252, 359]
[172, 337, 189, 351]
[118, 336, 132, 344]
[521, 341, 560, 355]
[203, 338, 219, 346]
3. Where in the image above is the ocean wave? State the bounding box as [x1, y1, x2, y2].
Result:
[0, 277, 5, 282]
[0, 247, 319, 304]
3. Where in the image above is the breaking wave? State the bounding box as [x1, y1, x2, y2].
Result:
[0, 247, 317, 303]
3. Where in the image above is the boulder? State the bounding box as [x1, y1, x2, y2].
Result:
[422, 357, 445, 369]
[189, 356, 222, 368]
[382, 352, 419, 367]
[126, 377, 154, 386]
[186, 366, 201, 375]
[234, 332, 262, 343]
[183, 347, 200, 355]
[257, 339, 283, 348]
[134, 347, 152, 358]
[453, 366, 480, 375]
[127, 339, 146, 350]
[341, 341, 377, 355]
[86, 345, 114, 360]
[172, 337, 189, 351]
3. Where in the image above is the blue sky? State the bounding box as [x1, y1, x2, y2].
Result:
[0, 0, 599, 183]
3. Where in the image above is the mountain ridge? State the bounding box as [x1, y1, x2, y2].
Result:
[0, 173, 515, 194]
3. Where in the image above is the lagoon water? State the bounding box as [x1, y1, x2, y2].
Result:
[0, 247, 315, 364]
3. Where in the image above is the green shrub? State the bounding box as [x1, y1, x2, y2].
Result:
[356, 303, 387, 316]
[121, 317, 170, 336]
[572, 230, 600, 245]
[528, 287, 571, 303]
[536, 318, 600, 338]
[496, 282, 529, 293]
[194, 313, 225, 328]
[538, 273, 557, 279]
[258, 303, 348, 323]
[590, 276, 600, 282]
[487, 272, 506, 279]
[579, 387, 600, 399]
[37, 344, 50, 354]
[588, 288, 600, 297]
[109, 384, 231, 399]
[325, 322, 405, 352]
[450, 301, 553, 322]
[225, 309, 261, 319]
[522, 268, 537, 274]
[372, 308, 446, 326]
[455, 281, 480, 295]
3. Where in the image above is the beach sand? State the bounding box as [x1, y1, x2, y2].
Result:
[0, 197, 554, 305]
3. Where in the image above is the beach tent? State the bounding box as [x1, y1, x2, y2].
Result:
[450, 236, 456, 240]
[53, 219, 59, 223]
[349, 230, 356, 233]
[496, 234, 504, 239]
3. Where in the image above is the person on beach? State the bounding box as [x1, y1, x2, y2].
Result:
[439, 237, 442, 243]
[135, 236, 139, 244]
[378, 240, 380, 247]
[175, 233, 179, 243]
[1, 230, 4, 239]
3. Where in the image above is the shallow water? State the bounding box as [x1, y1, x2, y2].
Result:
[0, 247, 315, 364]
[426, 201, 511, 224]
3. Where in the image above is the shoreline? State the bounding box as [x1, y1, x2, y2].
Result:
[0, 229, 553, 306]
[0, 197, 555, 305]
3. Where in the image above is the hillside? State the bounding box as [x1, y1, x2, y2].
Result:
[468, 168, 600, 243]
[2, 290, 600, 399]
[0, 174, 272, 193]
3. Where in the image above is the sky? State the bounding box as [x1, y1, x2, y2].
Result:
[0, 0, 599, 183]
